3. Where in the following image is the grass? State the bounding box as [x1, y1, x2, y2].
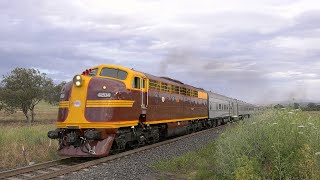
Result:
[0, 101, 59, 170]
[153, 110, 320, 179]
[0, 125, 59, 170]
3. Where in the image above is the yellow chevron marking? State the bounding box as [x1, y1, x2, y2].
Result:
[86, 100, 134, 108]
[59, 101, 69, 108]
[56, 120, 139, 128]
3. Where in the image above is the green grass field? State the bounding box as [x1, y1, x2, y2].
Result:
[154, 110, 320, 179]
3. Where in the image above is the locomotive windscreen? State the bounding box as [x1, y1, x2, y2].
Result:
[100, 68, 128, 80]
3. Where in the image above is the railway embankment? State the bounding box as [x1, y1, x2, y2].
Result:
[154, 110, 320, 179]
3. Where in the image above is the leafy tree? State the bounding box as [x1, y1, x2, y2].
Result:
[0, 68, 54, 123]
[293, 103, 300, 109]
[302, 102, 320, 111]
[307, 102, 316, 109]
[274, 104, 284, 109]
[45, 81, 66, 105]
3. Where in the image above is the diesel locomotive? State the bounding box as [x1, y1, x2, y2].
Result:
[48, 64, 255, 157]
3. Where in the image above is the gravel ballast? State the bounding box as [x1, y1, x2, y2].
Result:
[59, 125, 227, 180]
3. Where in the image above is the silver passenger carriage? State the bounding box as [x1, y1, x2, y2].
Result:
[207, 91, 255, 125]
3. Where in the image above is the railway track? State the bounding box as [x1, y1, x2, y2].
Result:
[0, 124, 228, 180]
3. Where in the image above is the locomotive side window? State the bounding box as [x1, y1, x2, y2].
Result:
[100, 68, 128, 80]
[133, 77, 140, 89]
[161, 83, 168, 92]
[180, 87, 186, 95]
[142, 79, 146, 88]
[174, 86, 180, 94]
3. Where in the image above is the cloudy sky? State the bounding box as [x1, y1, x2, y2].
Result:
[1, 0, 320, 104]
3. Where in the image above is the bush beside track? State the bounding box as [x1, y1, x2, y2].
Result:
[153, 110, 320, 179]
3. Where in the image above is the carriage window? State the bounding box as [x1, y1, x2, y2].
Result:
[133, 77, 140, 89]
[100, 68, 128, 80]
[219, 104, 222, 110]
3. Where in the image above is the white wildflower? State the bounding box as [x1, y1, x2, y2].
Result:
[272, 123, 278, 125]
[298, 125, 305, 128]
[288, 111, 294, 114]
[252, 122, 256, 125]
[307, 116, 311, 121]
[291, 122, 296, 125]
[315, 152, 320, 156]
[308, 122, 314, 126]
[298, 132, 303, 135]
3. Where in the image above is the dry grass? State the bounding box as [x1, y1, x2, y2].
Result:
[0, 101, 58, 125]
[0, 125, 59, 170]
[0, 102, 59, 170]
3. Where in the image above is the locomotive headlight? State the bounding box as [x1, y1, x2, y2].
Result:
[73, 75, 83, 87]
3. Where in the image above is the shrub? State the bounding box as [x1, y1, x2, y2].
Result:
[154, 110, 320, 179]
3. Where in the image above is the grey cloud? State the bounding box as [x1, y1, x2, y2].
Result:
[0, 1, 320, 103]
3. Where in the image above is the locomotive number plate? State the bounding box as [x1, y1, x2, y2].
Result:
[97, 92, 111, 98]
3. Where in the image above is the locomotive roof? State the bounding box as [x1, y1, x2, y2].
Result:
[90, 64, 254, 105]
[142, 72, 205, 92]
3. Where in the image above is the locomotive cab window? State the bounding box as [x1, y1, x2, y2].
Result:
[100, 68, 128, 80]
[133, 77, 140, 89]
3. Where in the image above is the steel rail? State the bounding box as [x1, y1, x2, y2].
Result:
[0, 157, 71, 179]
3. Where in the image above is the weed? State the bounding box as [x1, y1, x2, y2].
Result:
[0, 125, 59, 169]
[153, 110, 320, 179]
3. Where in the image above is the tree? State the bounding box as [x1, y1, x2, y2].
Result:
[293, 103, 300, 109]
[0, 68, 54, 123]
[45, 81, 66, 105]
[307, 102, 317, 110]
[274, 104, 284, 109]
